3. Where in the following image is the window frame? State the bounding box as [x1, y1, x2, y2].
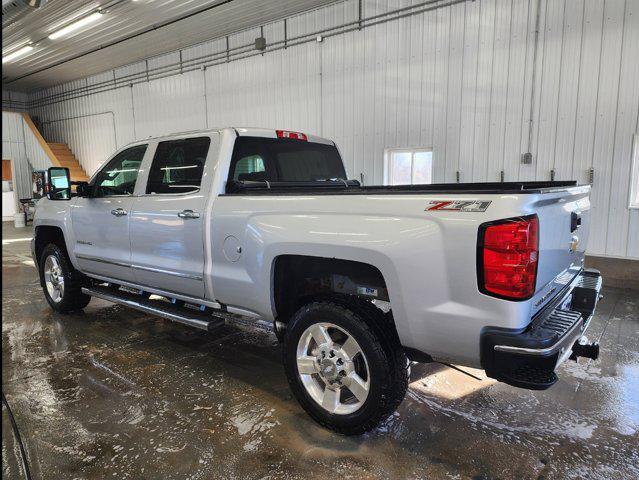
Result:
[629, 134, 639, 209]
[91, 144, 148, 197]
[384, 147, 433, 186]
[144, 136, 211, 196]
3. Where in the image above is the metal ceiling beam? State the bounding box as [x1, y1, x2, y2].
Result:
[4, 0, 234, 85]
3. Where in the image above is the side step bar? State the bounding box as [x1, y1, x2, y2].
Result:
[82, 286, 225, 332]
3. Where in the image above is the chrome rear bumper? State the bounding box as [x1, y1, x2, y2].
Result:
[480, 269, 602, 390]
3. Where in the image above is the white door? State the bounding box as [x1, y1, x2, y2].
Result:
[129, 135, 216, 298]
[72, 144, 148, 282]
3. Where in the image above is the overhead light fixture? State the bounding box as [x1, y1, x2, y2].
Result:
[2, 45, 34, 63]
[48, 11, 104, 40]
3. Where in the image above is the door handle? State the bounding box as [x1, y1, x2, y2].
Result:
[178, 209, 200, 219]
[110, 208, 128, 217]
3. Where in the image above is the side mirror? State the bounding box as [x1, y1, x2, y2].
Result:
[75, 182, 92, 197]
[47, 167, 71, 200]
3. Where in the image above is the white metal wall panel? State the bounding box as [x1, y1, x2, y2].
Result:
[505, 0, 532, 183]
[205, 42, 322, 135]
[588, 0, 626, 255]
[570, 0, 604, 186]
[552, 0, 582, 182]
[603, 0, 638, 258]
[2, 111, 23, 145]
[443, 2, 465, 183]
[2, 110, 51, 171]
[24, 0, 639, 258]
[114, 62, 146, 81]
[419, 9, 438, 178]
[431, 6, 450, 183]
[22, 119, 53, 171]
[2, 90, 28, 111]
[472, 0, 496, 182]
[617, 0, 639, 259]
[457, 0, 480, 184]
[2, 112, 29, 206]
[534, 0, 564, 183]
[132, 70, 208, 140]
[1, 111, 50, 202]
[485, 0, 508, 182]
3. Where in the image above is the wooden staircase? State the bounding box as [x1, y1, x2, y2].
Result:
[46, 142, 89, 182]
[20, 113, 90, 183]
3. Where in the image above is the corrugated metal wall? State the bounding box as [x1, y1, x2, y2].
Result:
[2, 90, 28, 111]
[26, 0, 639, 259]
[1, 111, 53, 203]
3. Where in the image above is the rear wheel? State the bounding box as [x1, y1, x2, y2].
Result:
[39, 243, 91, 313]
[282, 298, 408, 435]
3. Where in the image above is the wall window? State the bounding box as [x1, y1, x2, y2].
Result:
[146, 137, 210, 194]
[630, 134, 639, 209]
[385, 148, 433, 185]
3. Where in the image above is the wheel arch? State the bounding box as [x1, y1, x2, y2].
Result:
[270, 255, 402, 340]
[34, 225, 67, 268]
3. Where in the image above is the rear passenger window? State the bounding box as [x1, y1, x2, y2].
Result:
[146, 137, 211, 194]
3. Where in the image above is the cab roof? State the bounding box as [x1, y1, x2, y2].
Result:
[138, 127, 334, 145]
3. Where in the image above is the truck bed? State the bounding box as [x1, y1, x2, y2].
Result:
[225, 180, 580, 195]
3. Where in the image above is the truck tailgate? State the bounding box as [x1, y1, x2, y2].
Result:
[530, 185, 591, 315]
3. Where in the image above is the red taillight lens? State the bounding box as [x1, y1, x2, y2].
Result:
[276, 130, 307, 141]
[479, 216, 539, 300]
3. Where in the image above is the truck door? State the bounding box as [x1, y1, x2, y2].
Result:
[129, 134, 217, 298]
[71, 144, 148, 282]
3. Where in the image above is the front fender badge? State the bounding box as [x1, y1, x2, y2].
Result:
[426, 200, 492, 212]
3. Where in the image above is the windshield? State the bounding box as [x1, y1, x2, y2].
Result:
[228, 136, 347, 183]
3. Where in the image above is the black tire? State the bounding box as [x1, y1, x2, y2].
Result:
[39, 243, 91, 313]
[282, 296, 408, 435]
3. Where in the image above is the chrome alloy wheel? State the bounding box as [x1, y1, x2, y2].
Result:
[296, 322, 370, 415]
[44, 255, 65, 303]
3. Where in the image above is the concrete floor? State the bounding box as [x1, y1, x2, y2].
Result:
[2, 223, 638, 480]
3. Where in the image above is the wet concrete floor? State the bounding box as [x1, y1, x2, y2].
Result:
[2, 223, 638, 479]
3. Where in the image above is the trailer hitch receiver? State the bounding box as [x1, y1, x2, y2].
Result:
[570, 336, 599, 361]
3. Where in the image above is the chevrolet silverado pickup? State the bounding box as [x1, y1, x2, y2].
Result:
[33, 127, 602, 434]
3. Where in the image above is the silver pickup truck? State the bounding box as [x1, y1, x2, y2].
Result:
[33, 127, 602, 434]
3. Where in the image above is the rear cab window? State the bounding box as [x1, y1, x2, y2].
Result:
[146, 137, 211, 194]
[228, 137, 346, 183]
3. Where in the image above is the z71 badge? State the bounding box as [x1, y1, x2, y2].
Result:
[426, 200, 492, 212]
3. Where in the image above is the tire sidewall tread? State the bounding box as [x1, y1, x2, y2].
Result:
[39, 243, 91, 313]
[283, 296, 408, 435]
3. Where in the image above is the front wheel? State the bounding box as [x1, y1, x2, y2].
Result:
[282, 298, 408, 435]
[39, 243, 91, 313]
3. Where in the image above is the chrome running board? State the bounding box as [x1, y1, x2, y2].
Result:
[82, 286, 225, 332]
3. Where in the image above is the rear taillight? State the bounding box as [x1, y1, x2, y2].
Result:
[478, 215, 539, 300]
[276, 130, 307, 141]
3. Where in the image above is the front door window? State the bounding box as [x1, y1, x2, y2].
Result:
[93, 145, 147, 196]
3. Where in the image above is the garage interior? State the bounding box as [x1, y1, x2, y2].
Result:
[2, 0, 638, 478]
